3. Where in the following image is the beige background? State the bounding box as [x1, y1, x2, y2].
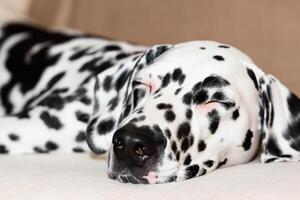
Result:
[28, 0, 300, 94]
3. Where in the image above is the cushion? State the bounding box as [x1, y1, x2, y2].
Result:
[1, 154, 299, 199]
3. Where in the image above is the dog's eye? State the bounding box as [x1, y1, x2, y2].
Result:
[206, 100, 235, 109]
[132, 80, 149, 88]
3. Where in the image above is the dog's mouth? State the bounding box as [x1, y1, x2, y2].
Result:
[108, 168, 179, 184]
[108, 171, 147, 184]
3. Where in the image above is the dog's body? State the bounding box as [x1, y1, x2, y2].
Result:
[1, 23, 300, 184]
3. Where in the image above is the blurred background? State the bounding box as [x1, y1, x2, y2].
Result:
[1, 0, 299, 94]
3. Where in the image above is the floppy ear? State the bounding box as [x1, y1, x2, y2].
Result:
[246, 63, 300, 163]
[118, 44, 173, 123]
[85, 44, 173, 154]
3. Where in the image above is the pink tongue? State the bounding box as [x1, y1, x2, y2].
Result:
[143, 171, 158, 184]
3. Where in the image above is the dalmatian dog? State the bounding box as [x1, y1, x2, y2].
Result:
[0, 23, 300, 184]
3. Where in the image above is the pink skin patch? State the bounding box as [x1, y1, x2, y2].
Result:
[197, 102, 219, 113]
[143, 171, 158, 184]
[141, 81, 156, 93]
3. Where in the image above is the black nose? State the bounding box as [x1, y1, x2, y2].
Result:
[112, 125, 156, 167]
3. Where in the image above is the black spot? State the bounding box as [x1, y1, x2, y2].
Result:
[202, 75, 230, 88]
[38, 94, 64, 110]
[178, 75, 186, 85]
[33, 146, 48, 153]
[46, 72, 66, 89]
[45, 141, 58, 151]
[116, 53, 131, 60]
[185, 109, 193, 120]
[198, 140, 206, 152]
[172, 68, 183, 81]
[199, 169, 207, 176]
[184, 154, 192, 165]
[188, 135, 194, 147]
[287, 92, 300, 117]
[97, 118, 115, 135]
[171, 141, 177, 153]
[267, 85, 274, 127]
[122, 104, 131, 120]
[261, 91, 271, 125]
[217, 158, 227, 168]
[181, 137, 189, 152]
[75, 111, 90, 123]
[176, 151, 180, 161]
[212, 91, 225, 101]
[164, 110, 176, 122]
[193, 90, 209, 105]
[145, 49, 155, 65]
[0, 145, 8, 154]
[86, 117, 97, 135]
[153, 124, 164, 135]
[103, 45, 121, 51]
[153, 93, 162, 99]
[204, 160, 214, 168]
[199, 47, 206, 50]
[115, 70, 130, 91]
[52, 88, 69, 94]
[162, 73, 171, 88]
[218, 45, 230, 48]
[242, 130, 253, 151]
[145, 46, 170, 65]
[130, 115, 146, 123]
[40, 111, 63, 130]
[157, 103, 173, 110]
[108, 96, 119, 112]
[232, 109, 240, 120]
[174, 88, 182, 95]
[246, 68, 259, 91]
[79, 58, 113, 73]
[76, 131, 86, 142]
[207, 109, 220, 134]
[8, 133, 20, 141]
[69, 47, 93, 60]
[165, 129, 171, 139]
[168, 153, 173, 160]
[132, 88, 146, 109]
[185, 165, 199, 179]
[213, 55, 224, 61]
[265, 158, 278, 163]
[177, 122, 191, 139]
[103, 75, 113, 92]
[80, 96, 91, 105]
[192, 81, 202, 93]
[73, 147, 85, 153]
[265, 137, 282, 157]
[182, 92, 193, 105]
[15, 110, 30, 119]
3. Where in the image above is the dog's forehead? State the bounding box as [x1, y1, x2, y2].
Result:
[138, 41, 248, 80]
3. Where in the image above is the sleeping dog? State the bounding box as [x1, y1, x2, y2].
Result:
[0, 23, 299, 184]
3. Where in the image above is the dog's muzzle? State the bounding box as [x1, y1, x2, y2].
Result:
[109, 124, 167, 183]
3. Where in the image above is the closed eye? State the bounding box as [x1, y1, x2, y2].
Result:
[132, 80, 145, 87]
[206, 100, 235, 109]
[133, 80, 153, 92]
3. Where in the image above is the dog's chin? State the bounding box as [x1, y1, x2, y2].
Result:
[108, 171, 147, 184]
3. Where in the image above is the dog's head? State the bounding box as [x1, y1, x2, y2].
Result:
[86, 41, 300, 184]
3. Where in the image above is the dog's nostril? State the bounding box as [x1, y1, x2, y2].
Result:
[134, 144, 147, 157]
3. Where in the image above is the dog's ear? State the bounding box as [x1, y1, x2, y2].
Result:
[245, 62, 300, 163]
[118, 44, 173, 122]
[85, 44, 173, 154]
